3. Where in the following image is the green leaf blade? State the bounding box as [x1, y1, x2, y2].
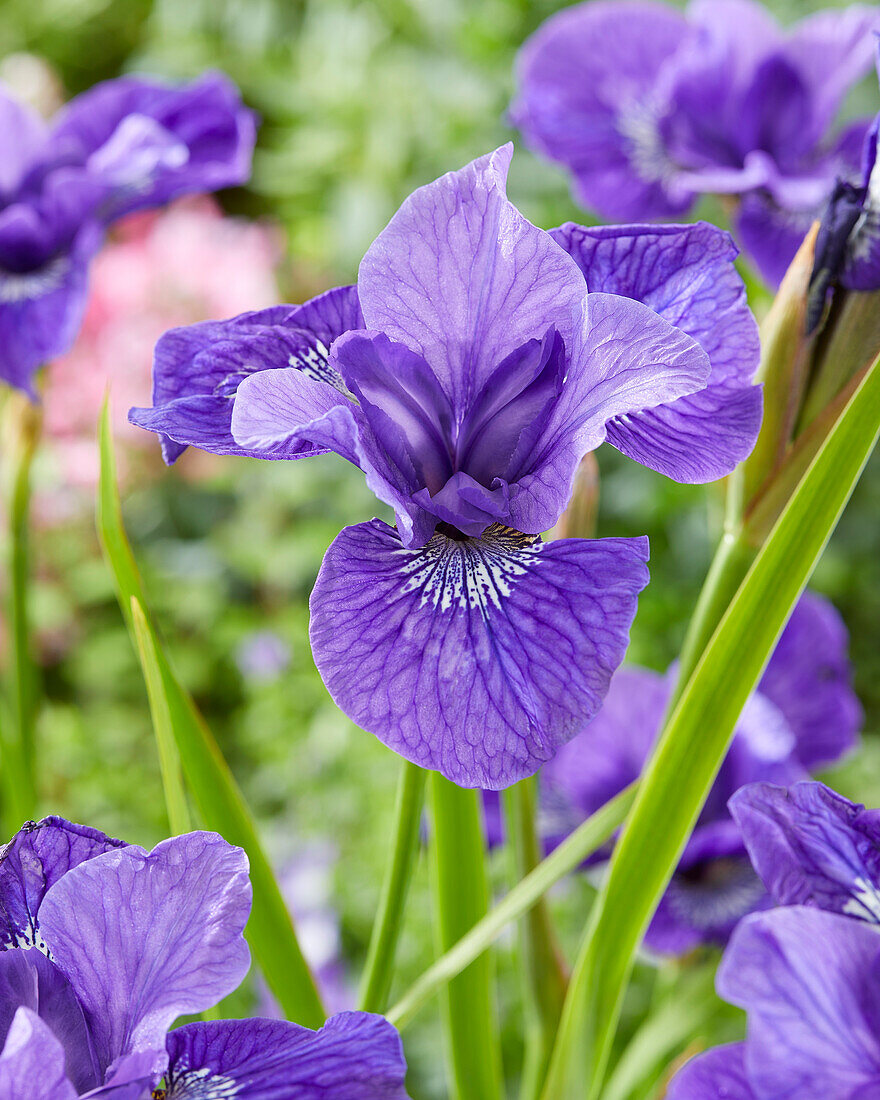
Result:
[544, 351, 880, 1098]
[97, 399, 325, 1027]
[130, 597, 193, 837]
[387, 782, 635, 1031]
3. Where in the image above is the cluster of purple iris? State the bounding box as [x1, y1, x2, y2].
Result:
[0, 817, 408, 1098]
[668, 779, 880, 1097]
[0, 72, 255, 395]
[512, 0, 880, 288]
[484, 590, 863, 956]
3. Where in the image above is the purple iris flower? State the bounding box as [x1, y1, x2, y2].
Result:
[513, 593, 861, 952]
[512, 0, 878, 287]
[0, 816, 409, 1099]
[668, 782, 880, 1099]
[222, 144, 762, 789]
[0, 71, 255, 395]
[131, 145, 763, 789]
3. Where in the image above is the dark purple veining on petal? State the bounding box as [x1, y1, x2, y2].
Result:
[731, 781, 880, 920]
[165, 1013, 410, 1099]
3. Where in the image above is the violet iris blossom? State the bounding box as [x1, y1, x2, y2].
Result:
[131, 145, 763, 789]
[529, 593, 861, 953]
[668, 782, 880, 1099]
[512, 0, 878, 287]
[0, 816, 409, 1099]
[0, 71, 255, 395]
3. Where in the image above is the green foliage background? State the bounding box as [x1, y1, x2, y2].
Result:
[2, 0, 878, 1094]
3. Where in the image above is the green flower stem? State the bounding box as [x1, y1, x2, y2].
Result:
[799, 288, 880, 433]
[0, 698, 29, 838]
[429, 774, 503, 1100]
[130, 598, 193, 837]
[503, 777, 568, 1100]
[540, 349, 880, 1100]
[387, 783, 635, 1031]
[358, 760, 426, 1013]
[676, 227, 820, 694]
[673, 527, 756, 696]
[1, 392, 42, 827]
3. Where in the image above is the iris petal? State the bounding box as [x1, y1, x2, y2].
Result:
[38, 832, 251, 1075]
[0, 816, 125, 955]
[165, 1013, 410, 1100]
[719, 907, 880, 1097]
[0, 1007, 77, 1100]
[667, 1043, 755, 1100]
[309, 519, 649, 788]
[129, 285, 362, 465]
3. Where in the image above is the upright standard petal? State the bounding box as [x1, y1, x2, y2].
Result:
[355, 144, 590, 410]
[0, 816, 125, 953]
[165, 1013, 410, 1099]
[0, 90, 48, 192]
[719, 907, 880, 1097]
[50, 72, 257, 221]
[129, 286, 361, 464]
[0, 1008, 77, 1100]
[309, 520, 649, 788]
[549, 221, 761, 481]
[37, 832, 251, 1073]
[511, 1, 692, 219]
[666, 1043, 756, 1100]
[731, 781, 880, 921]
[508, 292, 710, 533]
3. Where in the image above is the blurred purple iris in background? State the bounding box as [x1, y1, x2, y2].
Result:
[669, 781, 880, 1099]
[512, 0, 878, 287]
[0, 816, 409, 1098]
[132, 144, 763, 790]
[501, 592, 860, 953]
[0, 71, 255, 395]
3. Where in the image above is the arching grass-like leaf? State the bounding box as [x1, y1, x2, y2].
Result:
[97, 398, 325, 1028]
[543, 350, 880, 1099]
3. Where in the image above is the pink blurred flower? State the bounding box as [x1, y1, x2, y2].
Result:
[39, 195, 281, 515]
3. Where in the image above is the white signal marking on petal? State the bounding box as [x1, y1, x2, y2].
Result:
[843, 876, 880, 924]
[0, 255, 69, 303]
[397, 524, 542, 614]
[289, 339, 353, 398]
[167, 1063, 240, 1098]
